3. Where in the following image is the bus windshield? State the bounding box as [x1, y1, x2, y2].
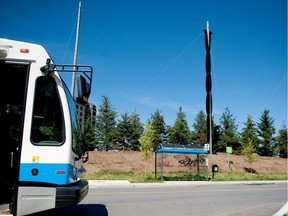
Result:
[31, 76, 65, 145]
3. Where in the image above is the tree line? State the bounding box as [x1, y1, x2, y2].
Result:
[83, 95, 287, 158]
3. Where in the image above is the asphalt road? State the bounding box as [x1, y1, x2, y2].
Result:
[32, 181, 287, 216]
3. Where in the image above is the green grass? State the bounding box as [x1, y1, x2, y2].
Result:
[83, 171, 287, 183]
[210, 172, 287, 181]
[83, 171, 162, 183]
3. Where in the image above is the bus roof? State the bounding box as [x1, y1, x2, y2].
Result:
[0, 38, 50, 62]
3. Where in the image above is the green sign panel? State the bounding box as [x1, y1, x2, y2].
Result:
[226, 146, 233, 154]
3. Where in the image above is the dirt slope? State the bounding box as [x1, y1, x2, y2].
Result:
[84, 151, 287, 174]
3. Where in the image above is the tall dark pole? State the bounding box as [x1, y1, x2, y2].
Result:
[204, 21, 213, 154]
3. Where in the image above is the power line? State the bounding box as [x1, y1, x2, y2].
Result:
[139, 32, 203, 95]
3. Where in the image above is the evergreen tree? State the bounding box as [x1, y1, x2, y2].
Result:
[256, 109, 276, 156]
[111, 112, 144, 151]
[149, 109, 166, 150]
[95, 95, 117, 150]
[82, 117, 97, 151]
[164, 125, 172, 143]
[112, 112, 132, 151]
[219, 107, 240, 153]
[275, 124, 287, 158]
[129, 112, 144, 151]
[212, 124, 220, 153]
[191, 110, 207, 145]
[168, 107, 191, 144]
[240, 114, 259, 151]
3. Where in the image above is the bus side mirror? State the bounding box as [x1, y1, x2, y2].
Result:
[77, 75, 91, 104]
[82, 151, 89, 163]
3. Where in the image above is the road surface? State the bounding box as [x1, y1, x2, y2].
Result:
[31, 181, 287, 216]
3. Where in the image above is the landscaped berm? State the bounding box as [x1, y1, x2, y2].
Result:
[83, 151, 287, 176]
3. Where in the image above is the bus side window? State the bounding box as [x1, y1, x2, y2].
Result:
[63, 83, 82, 156]
[31, 76, 64, 145]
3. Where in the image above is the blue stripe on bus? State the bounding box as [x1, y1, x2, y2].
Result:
[19, 163, 75, 185]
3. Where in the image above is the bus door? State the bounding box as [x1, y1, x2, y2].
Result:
[0, 61, 29, 214]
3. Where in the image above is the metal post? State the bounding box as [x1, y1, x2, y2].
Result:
[197, 154, 200, 181]
[71, 1, 82, 98]
[161, 153, 164, 181]
[155, 152, 157, 179]
[205, 154, 208, 181]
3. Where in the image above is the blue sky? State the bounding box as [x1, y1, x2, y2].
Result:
[1, 0, 287, 131]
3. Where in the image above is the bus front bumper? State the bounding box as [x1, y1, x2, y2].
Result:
[56, 179, 89, 208]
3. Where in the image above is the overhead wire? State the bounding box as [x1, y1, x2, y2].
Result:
[61, 9, 78, 64]
[261, 74, 287, 110]
[138, 32, 203, 95]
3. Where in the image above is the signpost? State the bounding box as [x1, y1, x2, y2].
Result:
[226, 146, 233, 171]
[226, 146, 232, 154]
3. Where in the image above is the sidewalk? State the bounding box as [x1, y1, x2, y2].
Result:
[274, 202, 288, 216]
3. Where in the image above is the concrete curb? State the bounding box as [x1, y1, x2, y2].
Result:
[273, 202, 288, 216]
[88, 180, 131, 187]
[88, 180, 287, 188]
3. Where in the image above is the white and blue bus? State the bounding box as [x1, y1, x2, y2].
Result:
[0, 38, 92, 216]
